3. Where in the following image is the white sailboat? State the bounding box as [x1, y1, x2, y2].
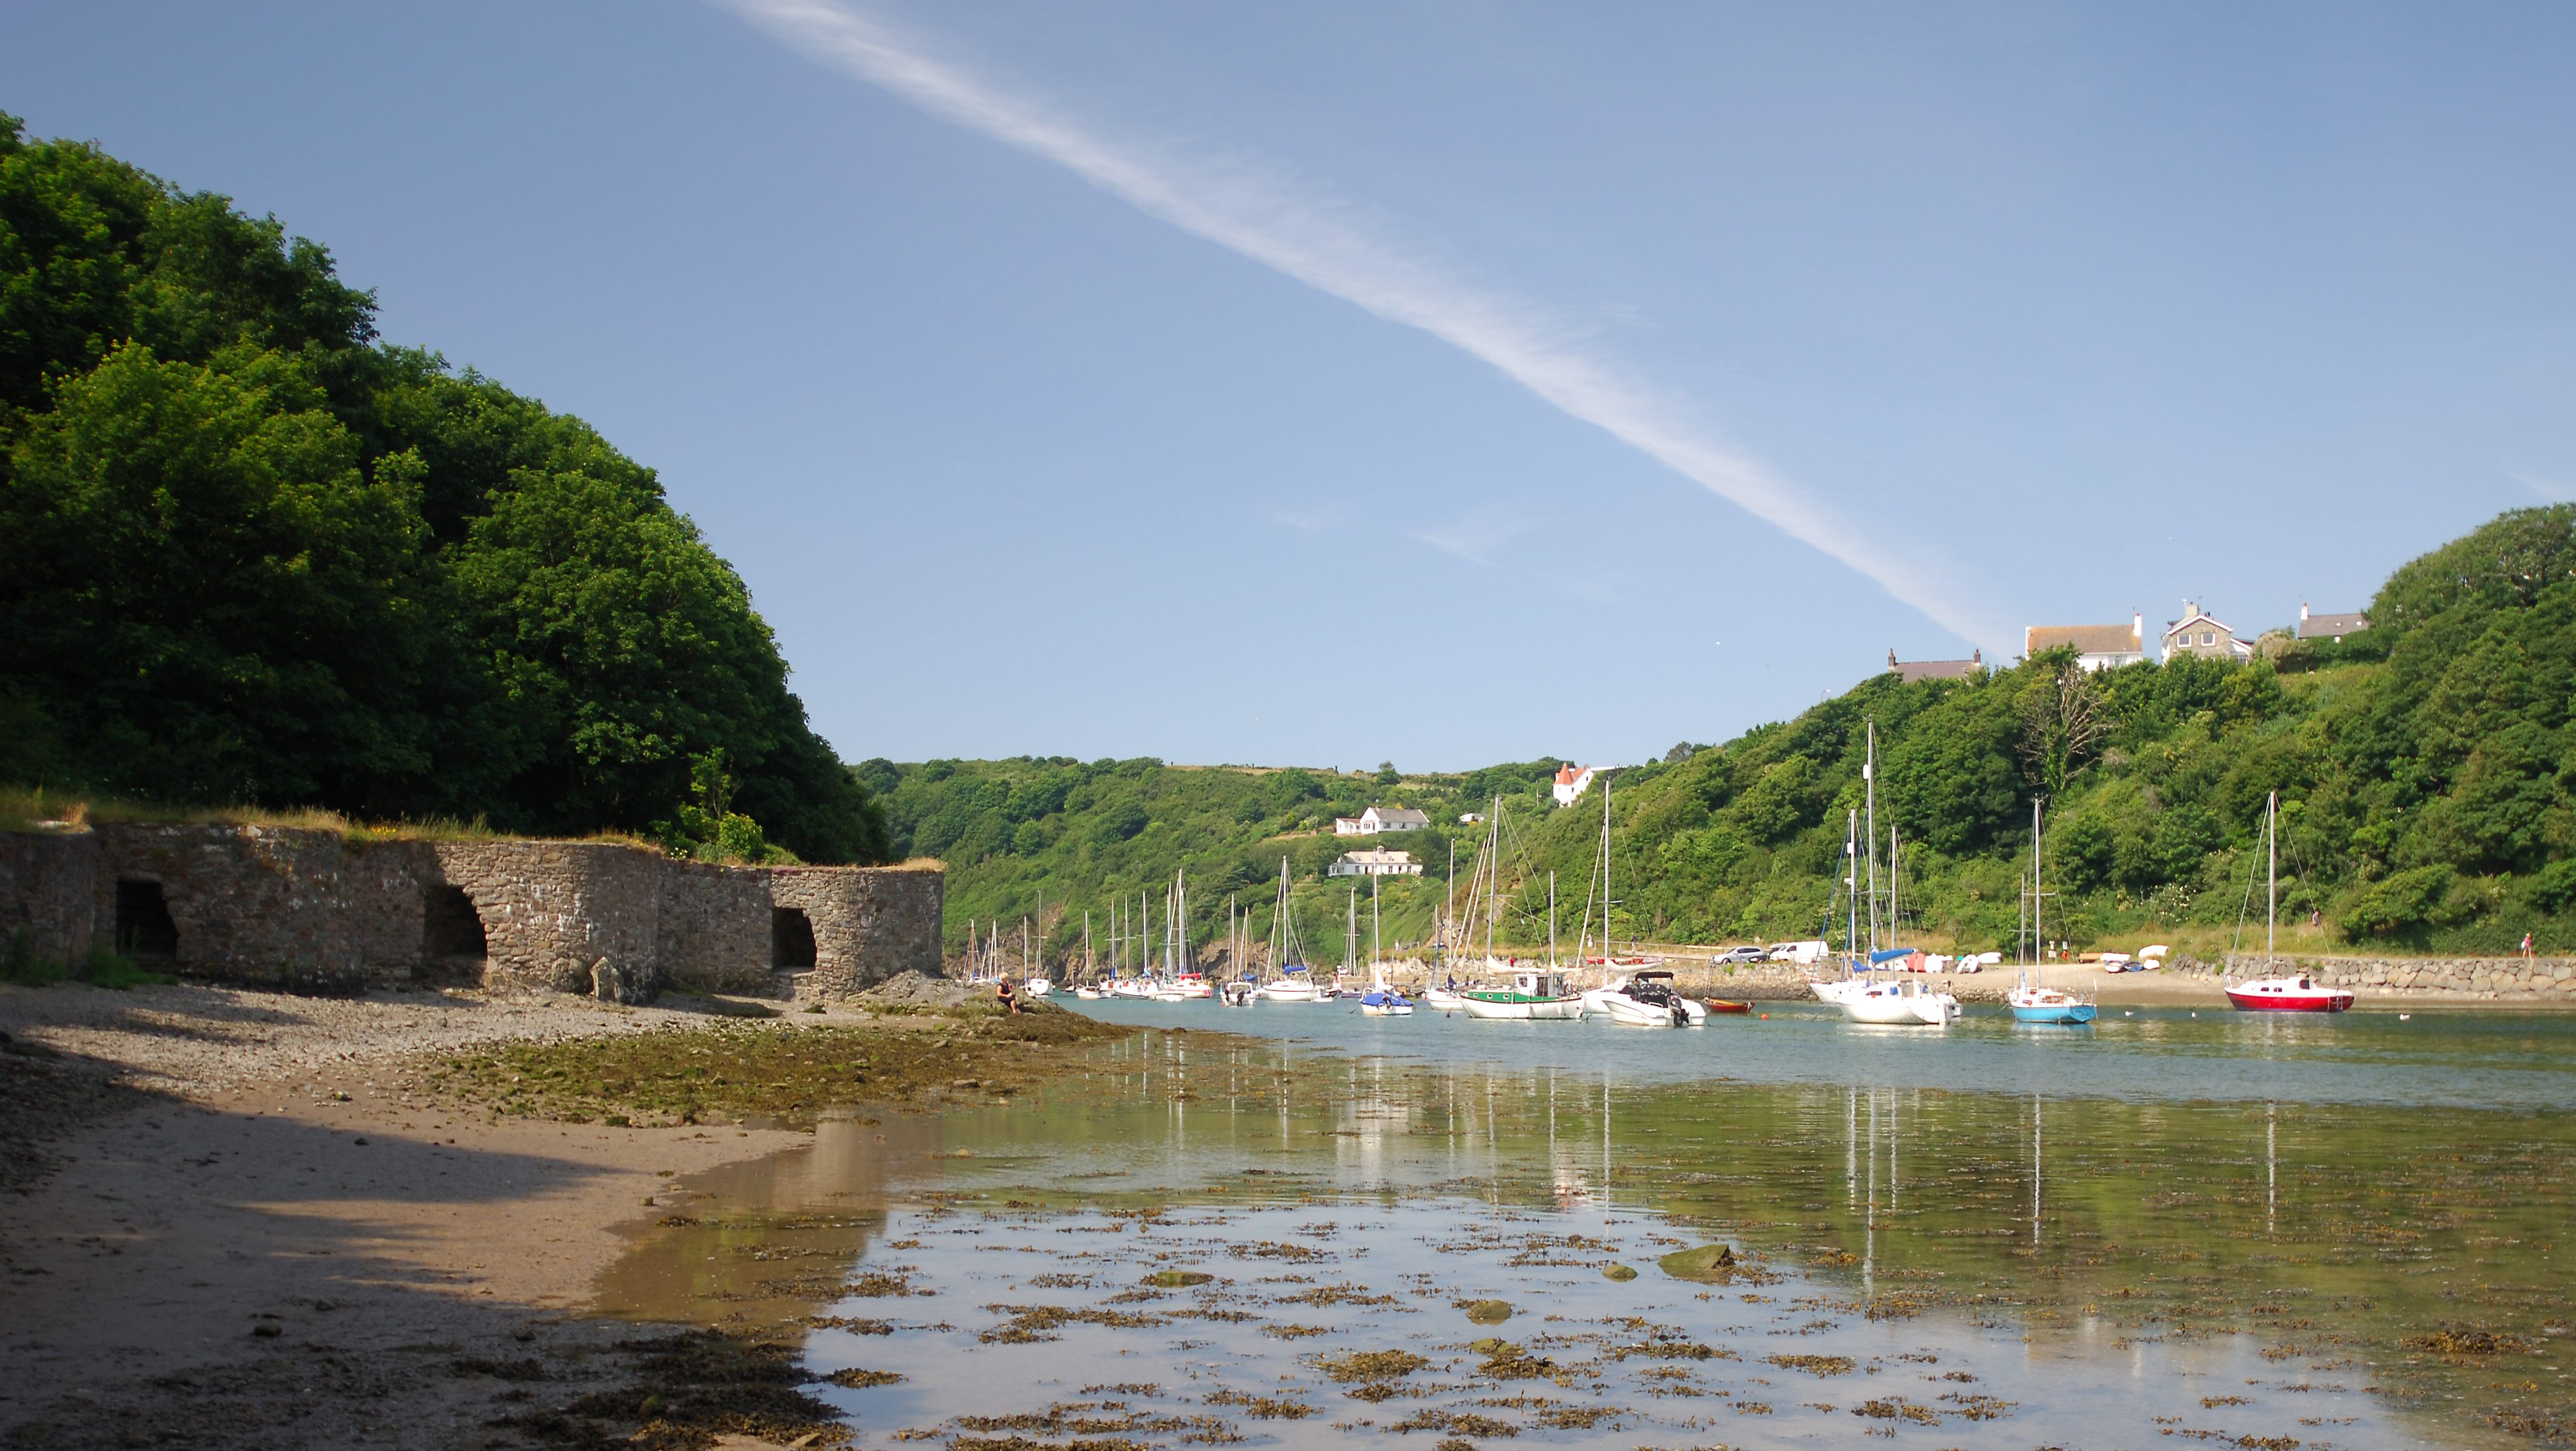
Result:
[1257, 857, 1323, 1002]
[1833, 722, 1955, 1026]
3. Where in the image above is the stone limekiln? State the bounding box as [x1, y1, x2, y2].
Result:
[0, 824, 940, 1003]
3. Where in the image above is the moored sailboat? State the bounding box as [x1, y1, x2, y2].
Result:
[2008, 801, 2096, 1024]
[2227, 793, 2353, 1012]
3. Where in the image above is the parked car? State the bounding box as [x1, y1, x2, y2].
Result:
[1766, 940, 1832, 964]
[1710, 945, 1768, 966]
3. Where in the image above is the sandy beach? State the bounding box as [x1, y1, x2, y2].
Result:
[0, 982, 831, 1450]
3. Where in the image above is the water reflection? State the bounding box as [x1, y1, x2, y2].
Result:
[600, 1028, 2573, 1448]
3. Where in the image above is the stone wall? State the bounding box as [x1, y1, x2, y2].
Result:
[0, 824, 941, 1002]
[96, 824, 376, 992]
[770, 864, 942, 998]
[655, 858, 773, 993]
[0, 828, 98, 966]
[432, 842, 663, 1003]
[2169, 954, 2576, 1002]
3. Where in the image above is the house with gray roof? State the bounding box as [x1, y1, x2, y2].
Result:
[1886, 647, 1982, 684]
[2296, 603, 2371, 642]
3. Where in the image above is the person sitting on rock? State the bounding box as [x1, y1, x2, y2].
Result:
[995, 978, 1022, 1014]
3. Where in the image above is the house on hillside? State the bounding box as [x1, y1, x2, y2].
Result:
[2024, 615, 2146, 672]
[1327, 848, 1425, 878]
[1332, 805, 1429, 836]
[2162, 601, 2254, 662]
[2296, 603, 2372, 642]
[1552, 764, 1597, 807]
[1886, 647, 1983, 683]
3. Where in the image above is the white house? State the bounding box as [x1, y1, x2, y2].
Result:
[1552, 764, 1597, 807]
[1331, 805, 1430, 836]
[2024, 614, 2147, 672]
[1327, 848, 1425, 878]
[2162, 601, 2253, 662]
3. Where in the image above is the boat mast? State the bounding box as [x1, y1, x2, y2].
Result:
[1485, 795, 1500, 971]
[1085, 910, 1093, 983]
[1864, 720, 1880, 954]
[1846, 808, 1860, 964]
[1347, 885, 1358, 980]
[2267, 791, 2278, 967]
[2032, 798, 2044, 970]
[1549, 870, 1557, 970]
[1600, 779, 1613, 960]
[1371, 872, 1382, 984]
[1445, 838, 1457, 976]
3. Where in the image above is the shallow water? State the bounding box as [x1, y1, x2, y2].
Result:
[598, 1007, 2576, 1449]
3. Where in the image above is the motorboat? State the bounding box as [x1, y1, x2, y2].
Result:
[1022, 977, 1052, 998]
[1358, 986, 1415, 1016]
[2225, 974, 2352, 1013]
[1461, 969, 1587, 1021]
[1581, 969, 1705, 1026]
[1219, 979, 1259, 1007]
[1072, 982, 1107, 1001]
[1838, 977, 1957, 1026]
[2008, 984, 2098, 1025]
[1110, 976, 1154, 998]
[1421, 984, 1469, 1013]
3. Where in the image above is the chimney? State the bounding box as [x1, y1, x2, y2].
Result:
[1971, 647, 1981, 665]
[2299, 601, 2310, 622]
[1888, 649, 1898, 670]
[2132, 611, 2143, 645]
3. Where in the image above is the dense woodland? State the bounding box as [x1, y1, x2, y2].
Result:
[881, 504, 2576, 964]
[0, 115, 887, 862]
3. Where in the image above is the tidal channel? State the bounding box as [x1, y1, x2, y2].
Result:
[598, 1004, 2574, 1450]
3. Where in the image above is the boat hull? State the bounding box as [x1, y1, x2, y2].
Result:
[1839, 985, 1957, 1026]
[2225, 988, 2353, 1012]
[1702, 999, 1752, 1014]
[1459, 994, 1585, 1021]
[2010, 1002, 2097, 1024]
[1580, 988, 1699, 1026]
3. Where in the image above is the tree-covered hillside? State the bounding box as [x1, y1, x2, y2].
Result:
[884, 506, 2576, 964]
[0, 114, 886, 861]
[857, 756, 1569, 965]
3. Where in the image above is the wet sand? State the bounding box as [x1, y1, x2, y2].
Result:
[0, 982, 816, 1450]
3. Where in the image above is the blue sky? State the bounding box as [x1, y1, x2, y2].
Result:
[9, 2, 2573, 771]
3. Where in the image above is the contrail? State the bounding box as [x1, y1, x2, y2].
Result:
[716, 0, 2009, 652]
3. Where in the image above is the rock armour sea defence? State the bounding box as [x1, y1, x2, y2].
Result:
[0, 824, 940, 1002]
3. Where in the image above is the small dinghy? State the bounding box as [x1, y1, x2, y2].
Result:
[1218, 979, 1259, 1007]
[1702, 998, 1752, 1014]
[1359, 986, 1415, 1016]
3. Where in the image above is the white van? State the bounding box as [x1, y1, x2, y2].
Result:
[1766, 940, 1832, 964]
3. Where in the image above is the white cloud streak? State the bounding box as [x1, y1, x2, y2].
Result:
[716, 0, 2010, 652]
[1415, 503, 1534, 568]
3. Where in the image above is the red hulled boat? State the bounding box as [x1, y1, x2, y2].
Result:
[2225, 974, 2354, 1012]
